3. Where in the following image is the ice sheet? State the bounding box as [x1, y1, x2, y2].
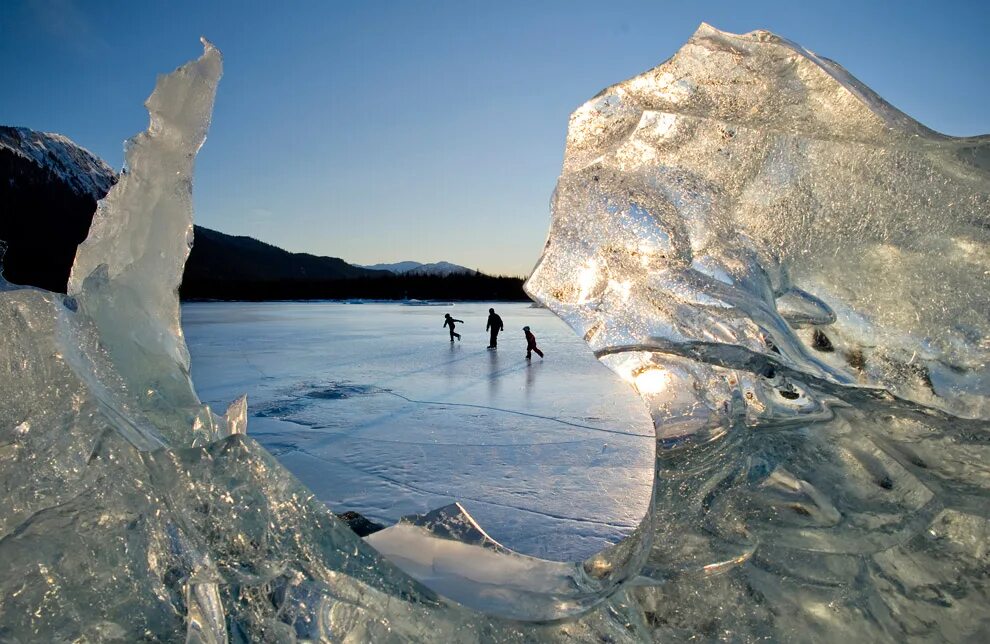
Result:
[184, 301, 654, 561]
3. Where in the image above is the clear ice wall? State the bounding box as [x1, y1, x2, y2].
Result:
[0, 25, 988, 642]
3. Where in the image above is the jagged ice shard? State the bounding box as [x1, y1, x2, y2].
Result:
[0, 26, 988, 642]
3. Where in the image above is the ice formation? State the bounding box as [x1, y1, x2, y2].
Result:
[527, 21, 990, 639]
[529, 24, 989, 424]
[1, 25, 988, 642]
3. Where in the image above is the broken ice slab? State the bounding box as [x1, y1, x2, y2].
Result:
[367, 502, 615, 620]
[396, 502, 511, 553]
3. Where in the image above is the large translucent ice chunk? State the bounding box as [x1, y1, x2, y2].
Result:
[525, 22, 990, 640]
[528, 22, 989, 426]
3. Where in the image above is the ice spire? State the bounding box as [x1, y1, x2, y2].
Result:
[68, 38, 223, 420]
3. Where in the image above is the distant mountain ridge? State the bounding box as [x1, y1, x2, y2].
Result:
[361, 260, 477, 276]
[0, 126, 385, 292]
[186, 227, 386, 283]
[0, 126, 116, 200]
[0, 126, 525, 301]
[361, 261, 424, 274]
[0, 126, 118, 291]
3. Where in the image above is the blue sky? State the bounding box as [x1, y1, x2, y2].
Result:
[2, 1, 988, 276]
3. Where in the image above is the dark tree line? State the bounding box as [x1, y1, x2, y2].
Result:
[180, 272, 529, 301]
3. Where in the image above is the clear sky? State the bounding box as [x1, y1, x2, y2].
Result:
[2, 1, 988, 277]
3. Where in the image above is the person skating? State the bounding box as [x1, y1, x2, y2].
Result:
[523, 326, 544, 359]
[443, 313, 463, 342]
[486, 308, 504, 349]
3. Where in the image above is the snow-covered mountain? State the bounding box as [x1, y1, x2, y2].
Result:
[2, 125, 502, 300]
[0, 126, 116, 200]
[1, 126, 382, 293]
[1, 126, 118, 291]
[407, 261, 478, 276]
[361, 260, 477, 276]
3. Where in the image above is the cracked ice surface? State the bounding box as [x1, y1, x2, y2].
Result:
[183, 301, 655, 562]
[2, 24, 990, 641]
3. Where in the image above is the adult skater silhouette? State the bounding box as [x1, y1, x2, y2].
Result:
[443, 313, 463, 342]
[486, 308, 504, 349]
[523, 326, 544, 359]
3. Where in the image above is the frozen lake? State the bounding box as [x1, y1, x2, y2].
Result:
[184, 301, 654, 561]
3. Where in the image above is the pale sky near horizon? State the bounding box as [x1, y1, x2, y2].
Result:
[2, 1, 988, 277]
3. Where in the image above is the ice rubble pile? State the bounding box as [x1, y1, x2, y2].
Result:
[0, 39, 638, 641]
[1, 25, 988, 642]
